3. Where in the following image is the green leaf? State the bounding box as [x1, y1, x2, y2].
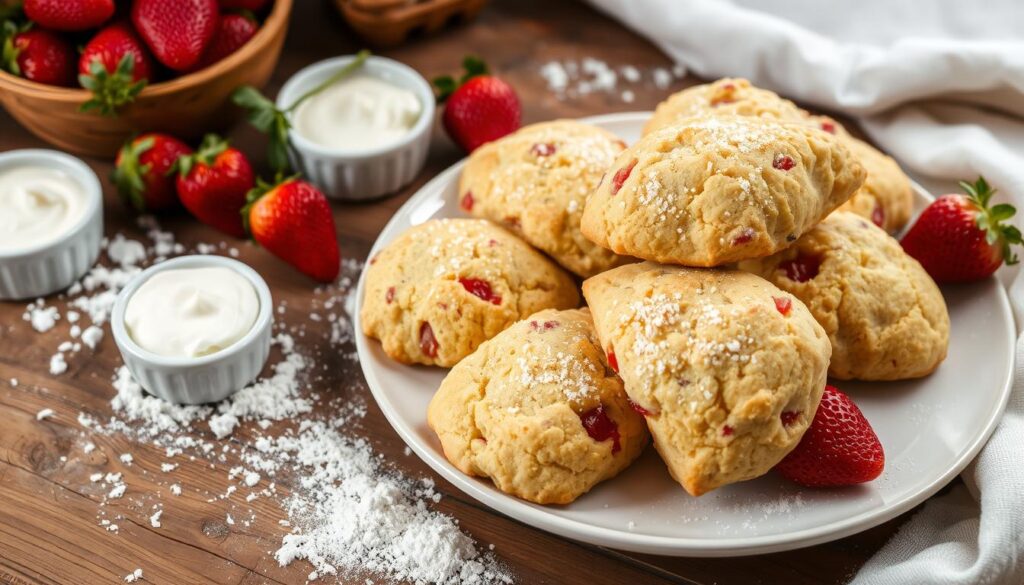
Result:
[990, 203, 1016, 221]
[433, 75, 457, 103]
[78, 53, 147, 116]
[460, 55, 488, 82]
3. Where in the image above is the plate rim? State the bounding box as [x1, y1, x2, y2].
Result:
[353, 111, 1017, 557]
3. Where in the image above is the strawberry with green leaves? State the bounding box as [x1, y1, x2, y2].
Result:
[776, 385, 884, 488]
[901, 177, 1022, 283]
[113, 133, 193, 213]
[244, 178, 340, 282]
[434, 56, 521, 152]
[78, 22, 154, 115]
[2, 21, 76, 86]
[176, 134, 255, 238]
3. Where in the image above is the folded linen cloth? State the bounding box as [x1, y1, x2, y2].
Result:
[586, 1, 1024, 582]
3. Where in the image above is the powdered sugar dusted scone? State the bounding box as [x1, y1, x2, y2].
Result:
[582, 263, 830, 496]
[643, 78, 807, 136]
[580, 116, 866, 267]
[739, 212, 949, 380]
[458, 120, 633, 277]
[427, 308, 647, 504]
[361, 219, 579, 367]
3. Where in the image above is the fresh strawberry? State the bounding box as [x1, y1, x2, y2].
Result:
[776, 385, 884, 488]
[244, 178, 339, 282]
[2, 22, 76, 86]
[24, 0, 114, 31]
[901, 177, 1022, 282]
[219, 0, 270, 11]
[112, 133, 193, 213]
[176, 134, 255, 238]
[192, 12, 257, 70]
[434, 56, 521, 152]
[78, 22, 154, 115]
[132, 0, 219, 72]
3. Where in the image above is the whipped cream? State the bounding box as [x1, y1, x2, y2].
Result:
[125, 267, 259, 358]
[293, 74, 422, 151]
[0, 165, 89, 252]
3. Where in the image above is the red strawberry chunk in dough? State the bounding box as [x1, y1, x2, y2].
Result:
[732, 227, 756, 246]
[530, 142, 556, 157]
[780, 410, 800, 426]
[773, 154, 796, 171]
[460, 191, 474, 212]
[611, 159, 638, 195]
[722, 425, 734, 437]
[780, 254, 821, 282]
[528, 320, 559, 332]
[419, 322, 438, 358]
[628, 399, 651, 417]
[776, 385, 884, 487]
[606, 347, 619, 373]
[458, 278, 501, 305]
[821, 121, 837, 134]
[385, 287, 395, 304]
[872, 205, 886, 228]
[579, 405, 621, 454]
[774, 296, 792, 316]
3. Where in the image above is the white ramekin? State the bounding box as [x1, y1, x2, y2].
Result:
[276, 55, 435, 201]
[0, 150, 103, 300]
[110, 255, 274, 405]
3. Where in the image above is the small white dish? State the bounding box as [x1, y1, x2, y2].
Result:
[0, 149, 102, 300]
[277, 55, 435, 201]
[111, 255, 274, 405]
[353, 112, 1016, 556]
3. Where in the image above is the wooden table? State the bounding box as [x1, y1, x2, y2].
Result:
[0, 1, 930, 583]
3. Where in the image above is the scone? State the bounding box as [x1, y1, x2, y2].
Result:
[738, 211, 949, 380]
[361, 219, 579, 367]
[643, 77, 807, 135]
[646, 79, 916, 233]
[458, 120, 634, 277]
[582, 263, 831, 496]
[427, 308, 647, 504]
[580, 115, 866, 267]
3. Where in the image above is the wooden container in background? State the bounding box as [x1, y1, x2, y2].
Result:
[336, 0, 487, 47]
[0, 0, 293, 158]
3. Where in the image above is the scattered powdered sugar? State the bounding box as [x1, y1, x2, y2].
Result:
[26, 237, 511, 584]
[539, 57, 686, 101]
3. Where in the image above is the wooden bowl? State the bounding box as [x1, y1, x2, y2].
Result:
[335, 0, 487, 47]
[0, 0, 293, 158]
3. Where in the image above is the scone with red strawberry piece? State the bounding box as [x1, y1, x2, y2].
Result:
[645, 79, 915, 233]
[427, 308, 647, 504]
[581, 115, 865, 267]
[361, 219, 579, 367]
[740, 211, 948, 380]
[458, 120, 634, 277]
[582, 262, 831, 496]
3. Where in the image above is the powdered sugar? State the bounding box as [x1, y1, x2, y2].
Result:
[540, 58, 685, 102]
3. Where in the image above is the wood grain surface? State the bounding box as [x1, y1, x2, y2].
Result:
[0, 1, 936, 583]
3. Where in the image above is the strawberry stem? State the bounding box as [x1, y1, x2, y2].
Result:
[174, 134, 228, 178]
[433, 55, 489, 103]
[78, 53, 147, 116]
[962, 176, 1023, 265]
[111, 134, 155, 213]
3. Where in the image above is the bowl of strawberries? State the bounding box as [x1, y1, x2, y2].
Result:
[0, 0, 292, 157]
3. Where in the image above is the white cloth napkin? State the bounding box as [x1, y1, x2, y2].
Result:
[586, 1, 1024, 582]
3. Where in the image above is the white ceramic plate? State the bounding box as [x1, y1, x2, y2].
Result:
[353, 112, 1015, 557]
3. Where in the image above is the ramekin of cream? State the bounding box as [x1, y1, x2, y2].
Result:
[111, 255, 274, 405]
[0, 149, 103, 300]
[276, 54, 435, 201]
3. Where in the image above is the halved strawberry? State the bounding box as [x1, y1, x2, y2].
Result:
[775, 385, 884, 488]
[901, 177, 1022, 282]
